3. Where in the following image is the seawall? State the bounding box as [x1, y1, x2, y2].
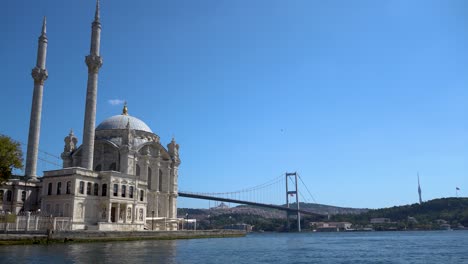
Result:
[0, 230, 246, 245]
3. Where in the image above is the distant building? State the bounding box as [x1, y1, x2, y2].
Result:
[214, 202, 229, 209]
[310, 222, 352, 232]
[370, 218, 391, 224]
[417, 173, 423, 204]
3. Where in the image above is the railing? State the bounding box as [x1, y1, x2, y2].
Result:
[0, 212, 72, 232]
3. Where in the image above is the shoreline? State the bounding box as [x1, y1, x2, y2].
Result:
[0, 229, 246, 246]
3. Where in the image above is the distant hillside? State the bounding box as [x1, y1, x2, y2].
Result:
[332, 198, 468, 228]
[178, 202, 367, 220]
[294, 202, 368, 215]
[177, 202, 367, 231]
[178, 198, 468, 231]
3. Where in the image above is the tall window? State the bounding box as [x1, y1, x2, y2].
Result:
[129, 186, 134, 199]
[57, 182, 62, 195]
[21, 191, 26, 202]
[48, 182, 52, 195]
[158, 169, 163, 192]
[148, 167, 152, 188]
[122, 185, 126, 198]
[102, 184, 107, 197]
[0, 190, 3, 202]
[94, 183, 99, 196]
[66, 181, 71, 194]
[79, 181, 84, 194]
[109, 162, 116, 171]
[113, 184, 118, 196]
[136, 164, 141, 176]
[86, 182, 92, 195]
[95, 164, 102, 171]
[6, 190, 12, 202]
[140, 190, 144, 202]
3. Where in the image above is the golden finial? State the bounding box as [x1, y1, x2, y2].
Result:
[122, 101, 128, 115]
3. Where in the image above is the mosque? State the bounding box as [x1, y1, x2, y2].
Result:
[0, 1, 181, 231]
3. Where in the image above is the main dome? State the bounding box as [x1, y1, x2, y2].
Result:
[96, 114, 153, 133]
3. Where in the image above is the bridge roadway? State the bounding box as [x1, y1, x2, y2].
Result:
[178, 192, 321, 216]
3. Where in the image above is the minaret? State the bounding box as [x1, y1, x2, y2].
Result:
[81, 0, 103, 170]
[25, 17, 48, 180]
[417, 173, 422, 204]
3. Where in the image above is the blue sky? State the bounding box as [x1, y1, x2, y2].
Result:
[2, 0, 468, 209]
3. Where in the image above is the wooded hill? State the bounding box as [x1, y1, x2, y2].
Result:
[331, 198, 468, 229]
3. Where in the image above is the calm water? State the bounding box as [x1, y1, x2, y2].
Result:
[0, 231, 467, 263]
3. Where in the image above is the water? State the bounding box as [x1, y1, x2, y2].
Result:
[0, 231, 467, 264]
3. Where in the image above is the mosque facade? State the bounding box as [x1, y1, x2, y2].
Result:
[0, 1, 181, 231]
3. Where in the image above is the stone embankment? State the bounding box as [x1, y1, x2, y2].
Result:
[0, 229, 246, 245]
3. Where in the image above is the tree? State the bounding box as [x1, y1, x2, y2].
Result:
[0, 134, 23, 183]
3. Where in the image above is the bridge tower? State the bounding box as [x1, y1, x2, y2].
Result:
[286, 172, 301, 232]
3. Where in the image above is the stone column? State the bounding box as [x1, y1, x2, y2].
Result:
[81, 0, 103, 170]
[107, 202, 112, 223]
[155, 194, 159, 217]
[25, 17, 48, 180]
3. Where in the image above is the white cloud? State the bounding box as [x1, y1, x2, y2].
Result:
[108, 99, 125, 106]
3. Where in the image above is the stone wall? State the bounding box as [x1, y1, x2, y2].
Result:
[49, 229, 246, 241]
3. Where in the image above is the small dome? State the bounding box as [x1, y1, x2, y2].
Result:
[96, 114, 153, 133]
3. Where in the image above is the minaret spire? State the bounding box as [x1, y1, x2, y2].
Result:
[41, 16, 47, 36]
[95, 0, 100, 22]
[25, 17, 49, 180]
[81, 1, 103, 170]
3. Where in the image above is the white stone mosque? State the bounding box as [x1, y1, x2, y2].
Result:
[0, 1, 181, 231]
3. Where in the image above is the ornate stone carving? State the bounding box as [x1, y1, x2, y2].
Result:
[31, 67, 48, 85]
[63, 129, 78, 153]
[167, 138, 179, 160]
[85, 55, 103, 73]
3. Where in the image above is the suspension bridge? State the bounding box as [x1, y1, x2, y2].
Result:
[179, 172, 318, 231]
[17, 142, 318, 231]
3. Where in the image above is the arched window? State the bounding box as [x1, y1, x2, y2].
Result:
[94, 183, 99, 196]
[122, 185, 126, 198]
[79, 181, 84, 194]
[6, 190, 12, 202]
[136, 164, 141, 176]
[129, 186, 134, 199]
[140, 190, 144, 202]
[109, 162, 116, 171]
[48, 182, 53, 195]
[86, 182, 92, 195]
[113, 184, 118, 196]
[102, 184, 107, 196]
[148, 167, 152, 188]
[57, 182, 62, 195]
[21, 191, 26, 202]
[66, 181, 71, 194]
[158, 169, 163, 192]
[95, 164, 102, 171]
